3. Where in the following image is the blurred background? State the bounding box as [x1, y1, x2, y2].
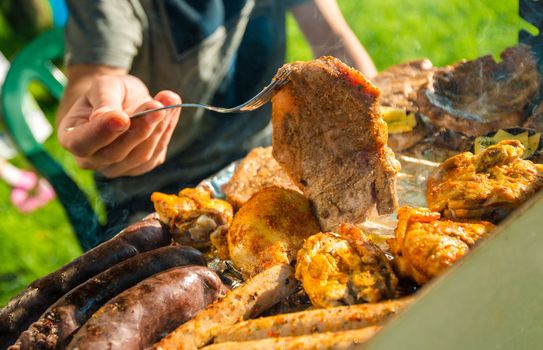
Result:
[0, 0, 533, 305]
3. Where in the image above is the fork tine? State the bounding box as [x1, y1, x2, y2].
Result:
[240, 68, 291, 111]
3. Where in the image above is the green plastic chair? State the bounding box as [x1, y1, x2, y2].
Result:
[1, 27, 103, 251]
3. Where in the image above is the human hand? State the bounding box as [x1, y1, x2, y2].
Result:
[58, 75, 180, 178]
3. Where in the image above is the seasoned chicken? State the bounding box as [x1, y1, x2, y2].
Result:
[227, 186, 320, 278]
[272, 56, 400, 230]
[427, 140, 543, 221]
[296, 224, 398, 308]
[151, 188, 233, 249]
[223, 147, 301, 209]
[388, 206, 495, 285]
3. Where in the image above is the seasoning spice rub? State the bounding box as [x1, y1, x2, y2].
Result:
[272, 56, 400, 230]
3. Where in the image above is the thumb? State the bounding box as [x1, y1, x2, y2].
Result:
[86, 76, 131, 120]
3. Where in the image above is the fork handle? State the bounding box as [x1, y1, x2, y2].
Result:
[130, 103, 236, 118]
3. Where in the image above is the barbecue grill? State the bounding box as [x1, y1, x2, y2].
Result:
[363, 4, 543, 348]
[0, 1, 542, 349]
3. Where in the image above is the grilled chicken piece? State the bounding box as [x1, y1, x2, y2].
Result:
[227, 186, 320, 278]
[203, 327, 381, 350]
[223, 147, 301, 209]
[296, 224, 397, 308]
[152, 264, 298, 350]
[151, 188, 233, 249]
[418, 44, 540, 137]
[388, 206, 495, 285]
[427, 140, 543, 221]
[272, 56, 400, 230]
[214, 298, 411, 343]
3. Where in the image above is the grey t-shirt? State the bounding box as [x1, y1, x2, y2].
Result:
[65, 0, 307, 224]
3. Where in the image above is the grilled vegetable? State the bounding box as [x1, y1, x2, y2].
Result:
[10, 245, 204, 350]
[381, 106, 417, 134]
[0, 217, 171, 349]
[67, 266, 227, 350]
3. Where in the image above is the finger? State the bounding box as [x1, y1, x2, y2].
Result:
[153, 90, 181, 110]
[92, 90, 181, 163]
[91, 99, 167, 165]
[100, 92, 181, 177]
[58, 110, 130, 157]
[85, 76, 128, 120]
[99, 106, 172, 176]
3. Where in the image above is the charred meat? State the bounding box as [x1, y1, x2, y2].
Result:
[417, 45, 540, 137]
[373, 59, 435, 113]
[272, 56, 400, 230]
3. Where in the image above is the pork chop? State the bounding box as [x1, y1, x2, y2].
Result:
[223, 147, 300, 209]
[373, 59, 435, 112]
[417, 44, 540, 137]
[271, 56, 400, 230]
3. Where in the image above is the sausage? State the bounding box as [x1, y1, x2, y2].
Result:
[10, 245, 203, 350]
[67, 266, 228, 350]
[214, 298, 412, 342]
[152, 264, 298, 350]
[0, 217, 171, 349]
[201, 327, 381, 350]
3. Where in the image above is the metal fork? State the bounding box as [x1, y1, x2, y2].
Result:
[130, 68, 291, 119]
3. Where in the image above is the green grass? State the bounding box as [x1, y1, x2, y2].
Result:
[286, 0, 532, 68]
[0, 128, 102, 305]
[0, 0, 531, 305]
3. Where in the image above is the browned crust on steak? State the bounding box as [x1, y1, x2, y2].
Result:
[417, 45, 540, 137]
[271, 56, 400, 230]
[373, 59, 435, 112]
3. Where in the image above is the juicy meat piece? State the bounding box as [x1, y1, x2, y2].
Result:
[373, 60, 433, 151]
[151, 187, 233, 249]
[11, 246, 204, 350]
[202, 327, 381, 350]
[524, 102, 543, 132]
[214, 298, 411, 343]
[427, 140, 543, 221]
[272, 56, 400, 230]
[388, 206, 495, 285]
[296, 224, 397, 308]
[223, 147, 301, 209]
[0, 217, 170, 349]
[373, 59, 435, 112]
[67, 266, 226, 350]
[417, 44, 540, 137]
[227, 186, 320, 278]
[152, 264, 298, 350]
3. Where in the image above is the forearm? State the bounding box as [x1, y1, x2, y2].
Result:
[291, 0, 377, 78]
[57, 64, 127, 127]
